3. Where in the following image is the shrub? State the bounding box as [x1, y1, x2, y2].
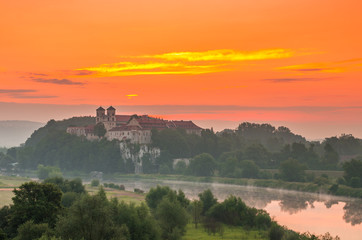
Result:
[91, 179, 100, 187]
[269, 223, 284, 240]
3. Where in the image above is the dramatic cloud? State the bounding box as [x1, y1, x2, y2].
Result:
[144, 49, 293, 62]
[33, 78, 84, 85]
[77, 49, 294, 77]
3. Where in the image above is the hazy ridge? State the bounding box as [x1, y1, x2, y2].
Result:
[0, 120, 44, 147]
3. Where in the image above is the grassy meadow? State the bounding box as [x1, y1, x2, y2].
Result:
[183, 224, 268, 240]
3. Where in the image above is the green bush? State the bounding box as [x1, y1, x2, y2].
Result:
[269, 223, 284, 240]
[91, 179, 100, 187]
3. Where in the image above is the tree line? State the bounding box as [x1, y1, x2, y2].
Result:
[0, 179, 340, 240]
[1, 118, 362, 189]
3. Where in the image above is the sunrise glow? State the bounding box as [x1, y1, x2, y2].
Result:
[0, 0, 361, 139]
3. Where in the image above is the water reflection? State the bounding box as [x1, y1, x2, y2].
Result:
[343, 200, 362, 226]
[279, 194, 311, 214]
[112, 178, 361, 226]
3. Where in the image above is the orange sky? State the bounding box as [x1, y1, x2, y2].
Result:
[1, 0, 361, 139]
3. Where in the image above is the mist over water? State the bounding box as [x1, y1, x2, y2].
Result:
[113, 178, 362, 240]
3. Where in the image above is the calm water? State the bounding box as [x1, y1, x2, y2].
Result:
[113, 178, 362, 240]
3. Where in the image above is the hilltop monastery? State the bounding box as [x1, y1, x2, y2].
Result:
[67, 106, 202, 144]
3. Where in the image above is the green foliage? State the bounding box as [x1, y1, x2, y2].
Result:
[324, 134, 361, 156]
[188, 153, 217, 177]
[25, 117, 95, 146]
[0, 153, 15, 170]
[61, 192, 80, 208]
[14, 221, 51, 240]
[323, 143, 339, 166]
[145, 185, 189, 210]
[269, 223, 284, 240]
[240, 160, 260, 178]
[174, 161, 187, 175]
[244, 144, 270, 167]
[198, 189, 217, 215]
[56, 190, 117, 240]
[18, 131, 124, 173]
[0, 206, 11, 238]
[91, 179, 100, 187]
[155, 196, 189, 240]
[37, 165, 62, 180]
[279, 158, 307, 182]
[151, 129, 191, 158]
[10, 182, 62, 235]
[142, 153, 158, 174]
[43, 177, 85, 194]
[343, 159, 362, 188]
[146, 185, 174, 210]
[94, 122, 107, 138]
[111, 200, 160, 240]
[191, 200, 203, 228]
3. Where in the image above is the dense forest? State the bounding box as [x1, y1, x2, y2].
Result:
[1, 117, 362, 189]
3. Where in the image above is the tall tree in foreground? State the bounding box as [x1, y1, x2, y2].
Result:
[9, 182, 62, 237]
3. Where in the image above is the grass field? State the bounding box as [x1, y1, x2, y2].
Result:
[0, 189, 14, 207]
[86, 185, 145, 204]
[0, 175, 31, 188]
[183, 224, 268, 240]
[0, 175, 31, 207]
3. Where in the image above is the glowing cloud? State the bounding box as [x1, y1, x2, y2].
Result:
[147, 49, 293, 62]
[278, 63, 342, 73]
[76, 49, 293, 77]
[126, 94, 138, 99]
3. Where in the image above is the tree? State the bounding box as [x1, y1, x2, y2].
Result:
[269, 223, 285, 240]
[145, 186, 189, 210]
[146, 185, 174, 210]
[10, 182, 62, 235]
[244, 144, 270, 167]
[37, 165, 62, 180]
[43, 177, 85, 194]
[191, 200, 203, 228]
[111, 201, 160, 240]
[56, 189, 117, 240]
[188, 153, 217, 177]
[14, 221, 52, 240]
[279, 158, 307, 182]
[198, 189, 217, 215]
[343, 159, 362, 188]
[94, 122, 107, 138]
[323, 143, 339, 166]
[155, 197, 188, 240]
[240, 160, 260, 178]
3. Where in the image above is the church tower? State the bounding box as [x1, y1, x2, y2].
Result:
[96, 107, 105, 124]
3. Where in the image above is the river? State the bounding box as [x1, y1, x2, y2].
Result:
[113, 178, 362, 240]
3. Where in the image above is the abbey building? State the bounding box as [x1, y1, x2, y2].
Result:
[67, 106, 202, 144]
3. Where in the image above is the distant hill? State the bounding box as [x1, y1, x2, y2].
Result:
[25, 116, 95, 147]
[0, 121, 45, 147]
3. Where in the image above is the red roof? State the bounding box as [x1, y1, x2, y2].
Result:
[172, 120, 202, 129]
[115, 115, 131, 122]
[109, 125, 142, 131]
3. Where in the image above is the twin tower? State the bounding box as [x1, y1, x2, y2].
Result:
[96, 106, 117, 130]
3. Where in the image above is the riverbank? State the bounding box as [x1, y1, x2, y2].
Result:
[105, 173, 362, 199]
